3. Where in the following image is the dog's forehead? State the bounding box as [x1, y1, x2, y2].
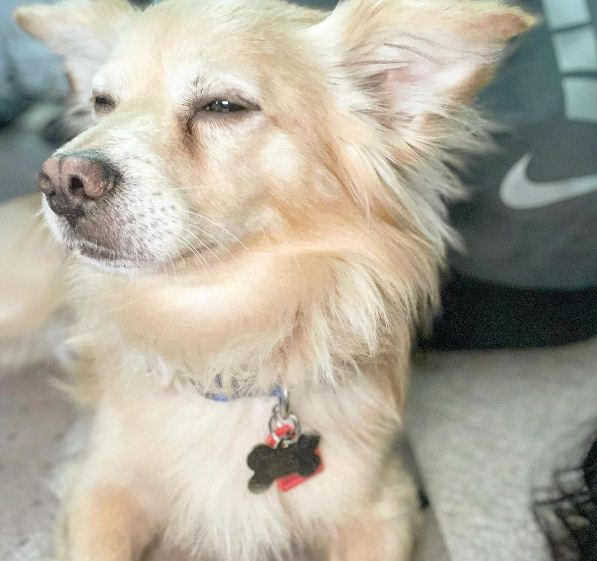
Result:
[103, 0, 316, 100]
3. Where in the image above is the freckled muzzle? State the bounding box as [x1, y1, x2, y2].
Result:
[38, 146, 193, 268]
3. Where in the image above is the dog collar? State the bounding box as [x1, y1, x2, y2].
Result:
[200, 378, 285, 402]
[195, 381, 325, 492]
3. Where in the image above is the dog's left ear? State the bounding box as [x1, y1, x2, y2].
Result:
[313, 0, 535, 123]
[14, 0, 134, 100]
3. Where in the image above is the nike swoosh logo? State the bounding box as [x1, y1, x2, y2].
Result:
[500, 153, 597, 210]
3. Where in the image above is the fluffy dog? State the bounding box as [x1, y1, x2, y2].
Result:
[10, 0, 533, 559]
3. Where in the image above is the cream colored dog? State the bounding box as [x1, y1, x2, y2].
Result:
[6, 0, 532, 559]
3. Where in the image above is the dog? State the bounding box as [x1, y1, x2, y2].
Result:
[8, 0, 533, 559]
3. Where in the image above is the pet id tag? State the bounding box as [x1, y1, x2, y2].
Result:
[247, 388, 323, 494]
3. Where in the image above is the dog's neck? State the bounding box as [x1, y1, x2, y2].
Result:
[67, 214, 437, 404]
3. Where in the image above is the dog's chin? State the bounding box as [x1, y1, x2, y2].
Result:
[74, 240, 155, 275]
[42, 201, 226, 275]
[42, 201, 166, 275]
[63, 229, 213, 277]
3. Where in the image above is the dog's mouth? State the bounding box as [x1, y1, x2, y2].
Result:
[69, 227, 220, 273]
[43, 197, 224, 272]
[57, 214, 142, 264]
[77, 239, 128, 262]
[72, 238, 148, 272]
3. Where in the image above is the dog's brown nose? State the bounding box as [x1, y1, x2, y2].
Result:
[39, 155, 118, 219]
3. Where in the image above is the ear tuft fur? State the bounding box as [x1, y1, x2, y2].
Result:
[317, 0, 536, 114]
[14, 0, 134, 100]
[13, 4, 50, 36]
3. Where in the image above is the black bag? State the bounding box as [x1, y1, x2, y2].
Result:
[427, 0, 597, 349]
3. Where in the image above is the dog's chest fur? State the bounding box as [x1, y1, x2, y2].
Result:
[80, 359, 399, 561]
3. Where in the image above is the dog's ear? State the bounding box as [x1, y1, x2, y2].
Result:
[313, 0, 535, 124]
[14, 0, 134, 100]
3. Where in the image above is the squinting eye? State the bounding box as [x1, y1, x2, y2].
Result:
[202, 99, 247, 113]
[92, 94, 116, 113]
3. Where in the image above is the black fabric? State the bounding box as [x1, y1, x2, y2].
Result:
[451, 0, 597, 291]
[534, 434, 597, 561]
[421, 271, 597, 350]
[432, 0, 597, 348]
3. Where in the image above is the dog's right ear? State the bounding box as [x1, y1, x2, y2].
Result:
[14, 0, 134, 100]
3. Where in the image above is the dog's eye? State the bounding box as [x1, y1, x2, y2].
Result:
[92, 94, 116, 114]
[201, 99, 248, 113]
[185, 97, 259, 129]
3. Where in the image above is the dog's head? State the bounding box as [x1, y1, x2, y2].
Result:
[16, 0, 533, 272]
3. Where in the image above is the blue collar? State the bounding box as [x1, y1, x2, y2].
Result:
[203, 381, 285, 402]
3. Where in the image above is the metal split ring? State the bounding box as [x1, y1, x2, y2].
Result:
[269, 387, 301, 447]
[277, 386, 290, 419]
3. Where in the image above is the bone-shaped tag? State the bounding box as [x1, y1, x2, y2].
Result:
[247, 433, 322, 494]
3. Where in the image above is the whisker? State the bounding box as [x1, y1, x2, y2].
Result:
[185, 226, 235, 260]
[182, 229, 223, 265]
[178, 240, 209, 272]
[177, 208, 250, 252]
[167, 254, 179, 278]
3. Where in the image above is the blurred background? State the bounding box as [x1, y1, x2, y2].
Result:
[0, 1, 596, 561]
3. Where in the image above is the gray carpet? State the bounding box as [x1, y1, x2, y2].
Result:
[407, 337, 597, 561]
[0, 366, 74, 561]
